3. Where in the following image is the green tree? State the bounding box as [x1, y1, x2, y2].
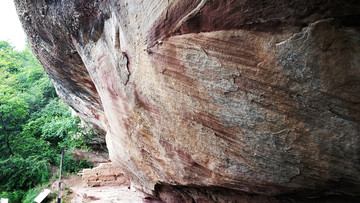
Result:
[0, 41, 94, 198]
[0, 156, 51, 191]
[0, 85, 28, 158]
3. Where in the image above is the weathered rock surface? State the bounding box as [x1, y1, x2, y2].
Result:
[15, 0, 360, 202]
[82, 162, 130, 187]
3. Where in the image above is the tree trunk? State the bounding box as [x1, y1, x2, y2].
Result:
[0, 115, 14, 156]
[5, 132, 14, 156]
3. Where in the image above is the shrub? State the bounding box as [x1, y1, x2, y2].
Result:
[0, 190, 26, 203]
[0, 156, 51, 191]
[22, 184, 55, 203]
[56, 152, 93, 174]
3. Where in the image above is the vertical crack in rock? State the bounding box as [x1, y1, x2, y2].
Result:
[115, 51, 130, 86]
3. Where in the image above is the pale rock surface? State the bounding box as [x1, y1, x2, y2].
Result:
[14, 0, 360, 202]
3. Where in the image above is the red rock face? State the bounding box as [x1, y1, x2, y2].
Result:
[15, 0, 360, 202]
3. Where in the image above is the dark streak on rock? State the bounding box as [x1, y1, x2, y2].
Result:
[148, 0, 360, 46]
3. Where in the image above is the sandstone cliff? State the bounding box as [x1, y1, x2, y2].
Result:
[14, 0, 360, 202]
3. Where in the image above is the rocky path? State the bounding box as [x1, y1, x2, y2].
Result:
[49, 150, 144, 203]
[51, 175, 143, 203]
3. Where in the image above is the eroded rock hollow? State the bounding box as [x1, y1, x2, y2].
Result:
[15, 0, 360, 202]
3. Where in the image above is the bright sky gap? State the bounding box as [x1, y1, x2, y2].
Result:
[0, 0, 26, 50]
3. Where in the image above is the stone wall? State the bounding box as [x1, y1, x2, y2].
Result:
[82, 163, 130, 187]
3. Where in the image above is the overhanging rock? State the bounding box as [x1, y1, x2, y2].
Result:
[15, 0, 360, 202]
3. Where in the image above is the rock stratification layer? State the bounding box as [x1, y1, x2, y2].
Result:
[15, 0, 360, 202]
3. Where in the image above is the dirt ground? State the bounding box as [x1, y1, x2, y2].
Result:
[49, 150, 144, 203]
[50, 175, 144, 203]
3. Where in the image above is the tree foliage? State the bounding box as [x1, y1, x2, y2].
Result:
[0, 41, 94, 202]
[0, 156, 51, 191]
[0, 85, 29, 158]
